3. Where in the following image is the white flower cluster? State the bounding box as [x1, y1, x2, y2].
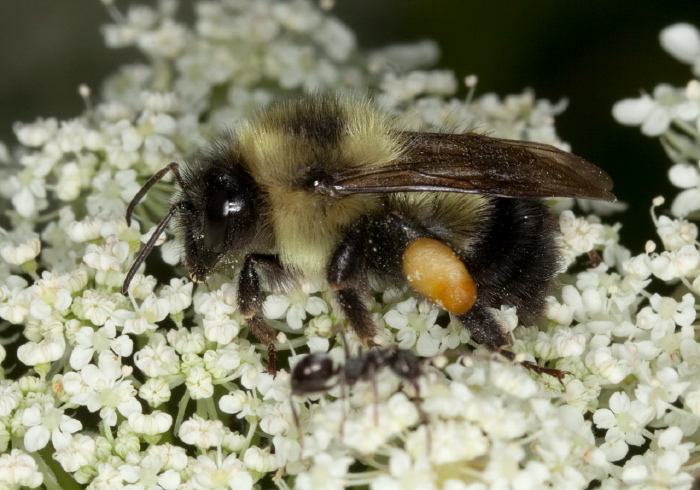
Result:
[0, 1, 698, 488]
[613, 23, 700, 219]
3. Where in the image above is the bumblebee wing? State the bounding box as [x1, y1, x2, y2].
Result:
[326, 132, 615, 201]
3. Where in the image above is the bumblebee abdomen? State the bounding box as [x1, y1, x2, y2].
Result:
[463, 198, 560, 323]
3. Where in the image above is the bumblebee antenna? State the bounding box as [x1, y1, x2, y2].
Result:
[125, 162, 185, 225]
[121, 203, 181, 295]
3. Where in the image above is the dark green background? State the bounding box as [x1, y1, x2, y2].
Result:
[2, 1, 700, 250]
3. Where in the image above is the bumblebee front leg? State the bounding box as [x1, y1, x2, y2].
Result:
[238, 254, 287, 373]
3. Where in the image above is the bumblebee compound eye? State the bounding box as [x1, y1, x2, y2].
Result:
[184, 168, 258, 281]
[402, 237, 477, 315]
[204, 189, 242, 253]
[291, 353, 339, 395]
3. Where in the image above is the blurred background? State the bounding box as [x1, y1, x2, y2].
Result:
[1, 0, 699, 250]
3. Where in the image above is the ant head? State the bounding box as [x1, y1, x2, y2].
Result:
[290, 353, 340, 395]
[389, 349, 423, 381]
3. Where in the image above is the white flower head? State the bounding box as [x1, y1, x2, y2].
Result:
[0, 226, 41, 266]
[53, 433, 97, 473]
[178, 414, 224, 449]
[70, 322, 133, 370]
[114, 293, 170, 335]
[0, 449, 43, 488]
[128, 410, 173, 436]
[188, 451, 253, 490]
[22, 400, 82, 451]
[660, 23, 700, 74]
[62, 353, 140, 426]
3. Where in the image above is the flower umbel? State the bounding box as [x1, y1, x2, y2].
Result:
[0, 2, 698, 489]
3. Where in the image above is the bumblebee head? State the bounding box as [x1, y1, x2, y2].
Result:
[179, 156, 259, 282]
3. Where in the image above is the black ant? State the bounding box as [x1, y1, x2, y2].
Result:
[289, 331, 427, 442]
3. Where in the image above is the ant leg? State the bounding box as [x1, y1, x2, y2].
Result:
[460, 304, 569, 381]
[289, 397, 303, 450]
[498, 350, 571, 383]
[408, 377, 431, 453]
[238, 254, 290, 374]
[339, 373, 347, 442]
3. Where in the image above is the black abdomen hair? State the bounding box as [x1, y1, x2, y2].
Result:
[464, 198, 560, 323]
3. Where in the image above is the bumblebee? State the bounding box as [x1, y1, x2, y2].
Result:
[123, 94, 614, 372]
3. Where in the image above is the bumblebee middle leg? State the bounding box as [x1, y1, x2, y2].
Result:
[327, 215, 380, 344]
[327, 212, 442, 344]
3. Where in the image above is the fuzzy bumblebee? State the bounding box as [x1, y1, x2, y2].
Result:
[123, 94, 614, 372]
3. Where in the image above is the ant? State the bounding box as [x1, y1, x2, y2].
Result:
[289, 329, 428, 442]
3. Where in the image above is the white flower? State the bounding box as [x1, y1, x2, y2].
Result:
[428, 420, 488, 464]
[86, 462, 124, 489]
[588, 347, 634, 384]
[134, 334, 180, 377]
[593, 391, 654, 450]
[68, 216, 105, 242]
[114, 293, 170, 335]
[17, 335, 66, 366]
[0, 382, 22, 417]
[262, 288, 328, 330]
[202, 313, 241, 344]
[137, 19, 189, 59]
[243, 446, 277, 474]
[2, 163, 49, 218]
[660, 23, 700, 74]
[0, 449, 43, 488]
[22, 400, 82, 451]
[0, 229, 41, 265]
[219, 390, 260, 419]
[178, 414, 224, 449]
[187, 452, 253, 490]
[313, 17, 355, 62]
[13, 117, 58, 147]
[559, 210, 605, 257]
[53, 433, 97, 473]
[650, 244, 700, 280]
[369, 450, 436, 490]
[83, 236, 130, 272]
[26, 271, 73, 320]
[70, 322, 133, 369]
[173, 328, 206, 354]
[612, 84, 699, 136]
[668, 163, 700, 216]
[128, 410, 173, 436]
[139, 377, 172, 408]
[159, 278, 193, 315]
[621, 426, 694, 489]
[120, 453, 181, 490]
[76, 290, 116, 326]
[62, 353, 140, 426]
[635, 367, 691, 418]
[296, 452, 353, 490]
[384, 297, 442, 356]
[655, 215, 698, 251]
[185, 365, 215, 399]
[147, 443, 188, 472]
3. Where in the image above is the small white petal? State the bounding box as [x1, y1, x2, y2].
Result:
[660, 23, 700, 64]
